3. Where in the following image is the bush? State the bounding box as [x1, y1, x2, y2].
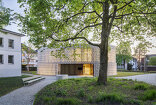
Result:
[148, 57, 156, 66]
[134, 84, 148, 90]
[55, 97, 81, 105]
[95, 93, 124, 104]
[87, 96, 94, 103]
[139, 90, 156, 101]
[77, 88, 85, 97]
[95, 92, 142, 105]
[54, 89, 67, 96]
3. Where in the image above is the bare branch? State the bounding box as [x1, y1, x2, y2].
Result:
[51, 36, 100, 47]
[116, 0, 134, 12]
[113, 25, 124, 33]
[108, 5, 117, 35]
[115, 12, 156, 18]
[65, 11, 95, 23]
[94, 10, 103, 19]
[74, 23, 102, 37]
[50, 23, 102, 47]
[136, 16, 141, 25]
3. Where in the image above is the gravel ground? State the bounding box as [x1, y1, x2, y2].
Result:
[0, 76, 57, 105]
[117, 73, 156, 86]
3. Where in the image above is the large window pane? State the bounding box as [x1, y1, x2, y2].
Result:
[0, 38, 3, 47]
[8, 39, 14, 48]
[0, 55, 3, 64]
[8, 55, 14, 64]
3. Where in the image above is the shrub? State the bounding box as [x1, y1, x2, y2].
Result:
[87, 96, 94, 103]
[88, 86, 94, 91]
[77, 88, 85, 97]
[55, 97, 81, 105]
[54, 89, 67, 96]
[134, 84, 148, 90]
[42, 96, 55, 103]
[139, 90, 156, 101]
[95, 93, 124, 104]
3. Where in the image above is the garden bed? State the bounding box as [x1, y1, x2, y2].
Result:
[34, 78, 156, 105]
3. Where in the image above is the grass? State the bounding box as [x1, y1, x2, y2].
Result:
[21, 75, 32, 78]
[22, 71, 38, 75]
[139, 90, 156, 101]
[113, 71, 148, 77]
[0, 76, 23, 97]
[134, 83, 149, 90]
[34, 78, 156, 105]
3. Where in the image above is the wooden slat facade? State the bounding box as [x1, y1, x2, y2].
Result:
[37, 45, 117, 76]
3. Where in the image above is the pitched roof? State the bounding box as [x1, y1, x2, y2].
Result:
[1, 29, 25, 37]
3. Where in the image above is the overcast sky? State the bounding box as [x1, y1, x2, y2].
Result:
[3, 0, 156, 54]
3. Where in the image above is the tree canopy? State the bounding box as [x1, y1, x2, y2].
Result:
[18, 0, 156, 84]
[116, 41, 132, 65]
[0, 0, 12, 30]
[18, 0, 156, 48]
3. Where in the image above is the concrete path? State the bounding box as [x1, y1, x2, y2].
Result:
[0, 76, 57, 105]
[117, 73, 156, 86]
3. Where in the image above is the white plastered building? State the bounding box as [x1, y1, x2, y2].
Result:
[0, 29, 24, 77]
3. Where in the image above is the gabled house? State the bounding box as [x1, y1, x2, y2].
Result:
[37, 45, 117, 76]
[0, 29, 24, 77]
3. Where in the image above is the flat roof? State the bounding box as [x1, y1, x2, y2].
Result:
[0, 29, 25, 37]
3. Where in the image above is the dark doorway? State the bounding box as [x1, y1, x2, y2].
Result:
[61, 64, 93, 75]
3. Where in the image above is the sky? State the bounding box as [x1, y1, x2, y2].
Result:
[2, 0, 156, 54]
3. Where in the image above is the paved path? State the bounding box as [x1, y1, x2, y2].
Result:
[0, 76, 57, 105]
[117, 73, 156, 86]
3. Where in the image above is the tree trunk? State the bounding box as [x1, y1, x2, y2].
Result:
[97, 1, 109, 85]
[27, 58, 30, 71]
[98, 37, 109, 84]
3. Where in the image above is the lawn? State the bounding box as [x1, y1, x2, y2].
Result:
[113, 71, 148, 77]
[22, 71, 38, 75]
[21, 75, 32, 78]
[34, 78, 156, 105]
[0, 76, 24, 97]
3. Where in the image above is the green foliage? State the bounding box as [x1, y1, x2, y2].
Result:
[148, 57, 156, 66]
[17, 0, 156, 49]
[87, 96, 94, 103]
[139, 90, 156, 101]
[21, 75, 32, 78]
[34, 77, 156, 105]
[116, 54, 132, 65]
[0, 0, 12, 29]
[76, 88, 85, 97]
[55, 97, 81, 105]
[54, 89, 67, 96]
[116, 41, 132, 65]
[134, 83, 149, 90]
[41, 96, 81, 105]
[95, 92, 124, 103]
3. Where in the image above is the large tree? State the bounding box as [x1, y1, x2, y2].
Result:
[18, 0, 156, 84]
